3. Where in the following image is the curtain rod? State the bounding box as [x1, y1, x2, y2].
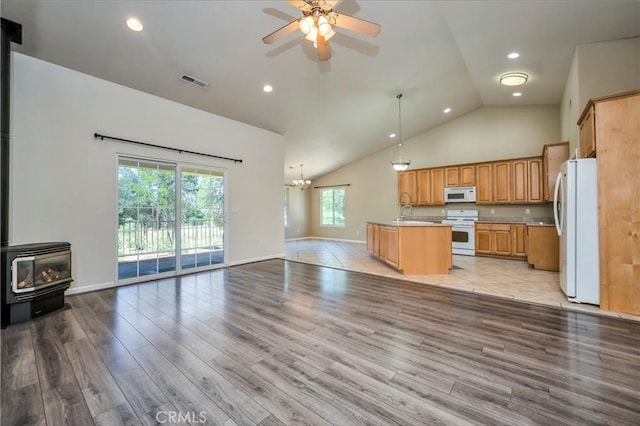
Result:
[94, 133, 243, 164]
[313, 184, 351, 189]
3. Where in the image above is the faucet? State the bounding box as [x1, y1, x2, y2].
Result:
[398, 191, 414, 221]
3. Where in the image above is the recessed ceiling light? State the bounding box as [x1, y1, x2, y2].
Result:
[507, 52, 520, 59]
[499, 72, 528, 86]
[389, 133, 396, 139]
[263, 84, 273, 93]
[443, 107, 452, 114]
[512, 92, 522, 97]
[126, 17, 144, 32]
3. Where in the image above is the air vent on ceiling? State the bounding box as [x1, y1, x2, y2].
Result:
[180, 74, 208, 88]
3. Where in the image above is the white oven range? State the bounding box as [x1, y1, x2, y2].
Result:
[441, 210, 478, 256]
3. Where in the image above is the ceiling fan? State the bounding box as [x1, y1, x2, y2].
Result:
[262, 0, 380, 61]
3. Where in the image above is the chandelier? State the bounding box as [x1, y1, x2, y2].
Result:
[293, 164, 311, 190]
[390, 93, 411, 171]
[298, 3, 337, 48]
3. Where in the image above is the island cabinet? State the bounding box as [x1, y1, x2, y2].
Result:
[527, 225, 559, 271]
[475, 223, 527, 259]
[542, 142, 569, 202]
[366, 222, 452, 274]
[366, 223, 380, 257]
[397, 171, 417, 204]
[580, 90, 640, 314]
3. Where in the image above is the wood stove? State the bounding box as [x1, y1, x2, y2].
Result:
[1, 242, 72, 327]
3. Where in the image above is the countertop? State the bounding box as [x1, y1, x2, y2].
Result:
[367, 220, 452, 227]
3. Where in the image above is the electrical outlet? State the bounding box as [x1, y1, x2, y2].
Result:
[525, 208, 530, 215]
[491, 209, 495, 214]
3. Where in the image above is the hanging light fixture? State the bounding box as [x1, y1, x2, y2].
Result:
[292, 164, 312, 190]
[390, 93, 411, 171]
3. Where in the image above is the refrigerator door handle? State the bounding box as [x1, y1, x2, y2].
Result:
[553, 171, 563, 237]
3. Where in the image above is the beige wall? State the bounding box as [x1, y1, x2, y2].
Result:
[309, 106, 561, 241]
[11, 53, 285, 293]
[561, 37, 640, 155]
[285, 186, 310, 239]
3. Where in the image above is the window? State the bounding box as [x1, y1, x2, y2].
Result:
[321, 187, 345, 227]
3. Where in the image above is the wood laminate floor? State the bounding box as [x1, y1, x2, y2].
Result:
[285, 239, 640, 322]
[2, 259, 640, 425]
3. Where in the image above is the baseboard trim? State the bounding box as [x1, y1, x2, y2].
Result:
[307, 237, 366, 244]
[66, 281, 116, 295]
[229, 254, 285, 267]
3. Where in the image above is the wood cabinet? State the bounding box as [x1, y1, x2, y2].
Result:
[542, 142, 569, 202]
[527, 225, 559, 271]
[475, 223, 527, 259]
[476, 163, 492, 204]
[511, 224, 527, 258]
[580, 90, 640, 314]
[366, 223, 380, 257]
[512, 158, 544, 204]
[459, 165, 475, 186]
[366, 223, 452, 274]
[493, 161, 511, 204]
[416, 168, 445, 206]
[579, 105, 596, 158]
[445, 167, 459, 187]
[397, 171, 417, 205]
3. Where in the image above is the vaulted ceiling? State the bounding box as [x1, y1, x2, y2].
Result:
[3, 1, 639, 181]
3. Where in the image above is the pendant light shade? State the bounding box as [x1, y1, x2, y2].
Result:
[390, 93, 411, 171]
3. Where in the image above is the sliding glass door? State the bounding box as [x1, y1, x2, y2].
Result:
[117, 157, 226, 282]
[180, 167, 225, 270]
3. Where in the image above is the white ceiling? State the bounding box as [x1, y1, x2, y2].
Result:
[3, 1, 639, 181]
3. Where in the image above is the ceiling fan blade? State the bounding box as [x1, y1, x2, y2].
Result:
[262, 19, 301, 44]
[317, 35, 331, 61]
[333, 13, 380, 37]
[287, 0, 307, 8]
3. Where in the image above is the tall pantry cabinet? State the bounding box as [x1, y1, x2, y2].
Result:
[577, 90, 640, 315]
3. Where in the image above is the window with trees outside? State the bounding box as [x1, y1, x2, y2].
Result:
[117, 157, 226, 282]
[321, 187, 345, 227]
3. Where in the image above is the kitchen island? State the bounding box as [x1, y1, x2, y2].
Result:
[366, 221, 452, 275]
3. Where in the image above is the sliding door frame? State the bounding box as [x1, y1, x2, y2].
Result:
[116, 154, 228, 286]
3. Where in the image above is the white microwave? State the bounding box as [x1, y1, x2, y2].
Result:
[444, 186, 476, 203]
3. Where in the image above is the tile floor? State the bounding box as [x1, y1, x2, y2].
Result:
[284, 238, 640, 322]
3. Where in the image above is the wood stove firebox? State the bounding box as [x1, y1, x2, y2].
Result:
[1, 242, 72, 327]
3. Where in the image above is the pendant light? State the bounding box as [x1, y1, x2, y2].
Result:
[390, 93, 411, 171]
[292, 164, 311, 190]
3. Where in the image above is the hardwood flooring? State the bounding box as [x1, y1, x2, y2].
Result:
[2, 259, 640, 425]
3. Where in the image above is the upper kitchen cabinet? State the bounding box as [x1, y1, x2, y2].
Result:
[582, 90, 640, 315]
[416, 168, 445, 205]
[397, 171, 417, 205]
[445, 165, 475, 187]
[493, 161, 511, 204]
[542, 142, 569, 202]
[476, 163, 492, 204]
[578, 106, 596, 158]
[512, 158, 544, 204]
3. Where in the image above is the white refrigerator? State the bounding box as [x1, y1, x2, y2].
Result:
[553, 159, 599, 305]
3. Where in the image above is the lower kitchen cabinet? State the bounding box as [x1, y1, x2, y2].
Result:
[366, 222, 452, 274]
[527, 225, 559, 271]
[475, 223, 526, 259]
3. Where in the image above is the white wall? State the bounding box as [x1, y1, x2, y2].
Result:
[309, 106, 560, 240]
[561, 37, 640, 154]
[285, 186, 310, 240]
[10, 53, 284, 292]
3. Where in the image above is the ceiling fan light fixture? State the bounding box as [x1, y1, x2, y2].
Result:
[318, 16, 332, 36]
[499, 72, 528, 86]
[390, 94, 411, 171]
[306, 26, 318, 42]
[299, 16, 314, 35]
